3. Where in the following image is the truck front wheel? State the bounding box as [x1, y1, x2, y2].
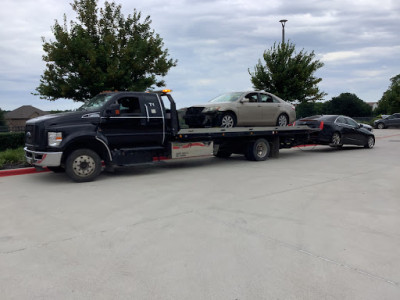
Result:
[66, 149, 102, 182]
[245, 138, 270, 161]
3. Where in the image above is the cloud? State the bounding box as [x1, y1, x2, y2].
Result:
[321, 51, 361, 63]
[321, 46, 400, 64]
[0, 0, 399, 111]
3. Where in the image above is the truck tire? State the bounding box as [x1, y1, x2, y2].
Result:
[65, 149, 102, 182]
[245, 138, 270, 161]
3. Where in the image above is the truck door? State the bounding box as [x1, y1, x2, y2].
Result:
[140, 93, 165, 146]
[100, 94, 164, 149]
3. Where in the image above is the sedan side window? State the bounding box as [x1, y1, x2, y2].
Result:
[336, 116, 346, 124]
[260, 94, 273, 103]
[245, 93, 259, 103]
[345, 117, 359, 128]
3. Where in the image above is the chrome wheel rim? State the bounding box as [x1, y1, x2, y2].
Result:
[256, 142, 268, 158]
[278, 115, 288, 126]
[72, 155, 96, 177]
[368, 137, 375, 148]
[377, 123, 384, 129]
[332, 133, 341, 145]
[221, 115, 234, 128]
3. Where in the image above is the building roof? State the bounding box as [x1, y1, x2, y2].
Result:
[5, 105, 48, 120]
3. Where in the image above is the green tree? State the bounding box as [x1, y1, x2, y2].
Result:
[36, 0, 177, 102]
[0, 108, 6, 126]
[249, 42, 326, 103]
[295, 101, 324, 118]
[375, 74, 400, 114]
[323, 93, 372, 117]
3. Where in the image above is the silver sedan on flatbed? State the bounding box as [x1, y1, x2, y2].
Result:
[183, 91, 296, 128]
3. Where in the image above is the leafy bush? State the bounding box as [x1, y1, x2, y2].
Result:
[0, 147, 27, 169]
[0, 132, 25, 151]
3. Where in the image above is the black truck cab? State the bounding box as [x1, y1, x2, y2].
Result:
[25, 90, 179, 181]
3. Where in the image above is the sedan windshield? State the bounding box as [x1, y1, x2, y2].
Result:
[208, 92, 243, 103]
[78, 93, 114, 111]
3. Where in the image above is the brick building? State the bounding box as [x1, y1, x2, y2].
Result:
[5, 105, 48, 131]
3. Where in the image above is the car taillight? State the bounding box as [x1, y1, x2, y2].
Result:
[293, 121, 296, 126]
[319, 121, 324, 130]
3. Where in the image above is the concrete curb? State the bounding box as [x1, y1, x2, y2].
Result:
[0, 167, 50, 177]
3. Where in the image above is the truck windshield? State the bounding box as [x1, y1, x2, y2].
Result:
[78, 94, 114, 111]
[208, 92, 243, 103]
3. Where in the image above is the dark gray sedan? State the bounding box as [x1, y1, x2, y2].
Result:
[374, 113, 400, 129]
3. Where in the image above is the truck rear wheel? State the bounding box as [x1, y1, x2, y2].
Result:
[245, 138, 270, 161]
[66, 149, 102, 182]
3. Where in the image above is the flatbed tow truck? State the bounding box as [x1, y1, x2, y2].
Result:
[24, 90, 319, 182]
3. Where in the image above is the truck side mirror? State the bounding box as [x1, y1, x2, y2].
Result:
[105, 103, 120, 117]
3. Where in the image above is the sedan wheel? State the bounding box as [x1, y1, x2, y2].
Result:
[377, 123, 385, 129]
[364, 136, 375, 148]
[276, 114, 289, 126]
[220, 113, 236, 128]
[330, 132, 343, 147]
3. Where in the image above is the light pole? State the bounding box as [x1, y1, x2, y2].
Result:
[279, 19, 287, 44]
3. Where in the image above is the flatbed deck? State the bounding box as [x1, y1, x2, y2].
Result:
[174, 125, 320, 158]
[177, 125, 318, 139]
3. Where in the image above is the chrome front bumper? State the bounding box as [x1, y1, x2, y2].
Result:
[24, 147, 62, 167]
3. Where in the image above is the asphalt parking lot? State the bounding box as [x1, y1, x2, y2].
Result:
[1, 129, 400, 299]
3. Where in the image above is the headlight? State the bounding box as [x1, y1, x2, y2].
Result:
[48, 132, 63, 147]
[202, 106, 220, 113]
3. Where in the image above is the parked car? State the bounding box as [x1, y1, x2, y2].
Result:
[183, 91, 296, 128]
[294, 115, 375, 148]
[374, 113, 400, 129]
[359, 123, 373, 132]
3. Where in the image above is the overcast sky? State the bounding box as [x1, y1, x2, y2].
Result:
[1, 0, 399, 111]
